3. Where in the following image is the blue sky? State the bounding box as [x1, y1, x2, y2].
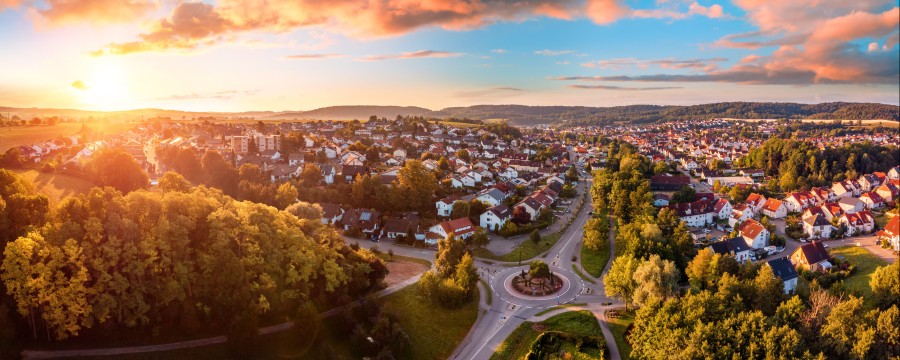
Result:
[0, 0, 897, 111]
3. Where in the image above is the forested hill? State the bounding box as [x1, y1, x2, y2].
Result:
[263, 105, 434, 120]
[436, 102, 900, 126]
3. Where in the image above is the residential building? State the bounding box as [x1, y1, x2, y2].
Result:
[790, 241, 832, 272]
[738, 219, 769, 249]
[767, 257, 799, 294]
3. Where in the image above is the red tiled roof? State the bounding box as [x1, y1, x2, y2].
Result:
[885, 216, 900, 237]
[739, 219, 766, 239]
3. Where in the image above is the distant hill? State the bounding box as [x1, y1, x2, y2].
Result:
[2, 102, 896, 126]
[263, 105, 434, 120]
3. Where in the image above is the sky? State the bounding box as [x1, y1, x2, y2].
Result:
[0, 0, 898, 112]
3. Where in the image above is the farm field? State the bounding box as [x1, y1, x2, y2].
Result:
[0, 122, 137, 152]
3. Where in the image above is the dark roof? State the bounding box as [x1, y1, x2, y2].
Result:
[708, 237, 750, 255]
[488, 204, 512, 219]
[768, 257, 798, 281]
[796, 241, 830, 264]
[650, 175, 691, 186]
[319, 203, 343, 219]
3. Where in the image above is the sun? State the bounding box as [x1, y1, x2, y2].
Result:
[74, 60, 133, 111]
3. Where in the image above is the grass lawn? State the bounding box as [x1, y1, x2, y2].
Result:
[534, 303, 588, 317]
[606, 309, 635, 360]
[830, 246, 888, 299]
[581, 245, 609, 279]
[13, 169, 95, 204]
[381, 284, 479, 360]
[0, 122, 136, 152]
[472, 232, 562, 262]
[874, 214, 892, 229]
[491, 310, 605, 360]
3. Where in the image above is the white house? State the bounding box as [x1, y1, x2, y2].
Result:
[480, 204, 511, 231]
[839, 211, 875, 236]
[803, 214, 834, 240]
[738, 219, 769, 249]
[745, 193, 767, 214]
[709, 237, 753, 263]
[321, 165, 336, 185]
[761, 198, 787, 219]
[837, 197, 864, 214]
[713, 198, 732, 220]
[767, 257, 799, 294]
[427, 217, 477, 245]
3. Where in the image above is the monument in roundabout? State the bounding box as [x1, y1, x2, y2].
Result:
[510, 260, 564, 297]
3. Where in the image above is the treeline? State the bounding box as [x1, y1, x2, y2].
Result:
[737, 138, 900, 191]
[627, 249, 900, 359]
[0, 171, 386, 355]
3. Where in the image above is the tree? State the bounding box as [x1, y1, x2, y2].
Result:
[870, 262, 900, 309]
[0, 170, 50, 246]
[512, 206, 531, 224]
[437, 157, 450, 171]
[450, 201, 470, 219]
[456, 149, 470, 162]
[753, 265, 785, 315]
[529, 260, 551, 280]
[583, 217, 606, 251]
[275, 182, 299, 209]
[670, 185, 696, 204]
[434, 237, 467, 279]
[529, 229, 541, 245]
[653, 161, 669, 174]
[470, 227, 489, 248]
[397, 160, 437, 213]
[300, 163, 322, 185]
[604, 254, 640, 310]
[632, 255, 679, 307]
[565, 166, 578, 182]
[86, 148, 149, 193]
[285, 201, 322, 221]
[158, 171, 192, 192]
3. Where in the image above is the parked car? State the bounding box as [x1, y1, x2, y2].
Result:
[764, 246, 777, 255]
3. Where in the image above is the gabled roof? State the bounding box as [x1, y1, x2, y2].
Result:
[739, 219, 766, 239]
[885, 216, 900, 237]
[762, 198, 784, 212]
[486, 204, 512, 219]
[767, 257, 798, 281]
[794, 241, 830, 265]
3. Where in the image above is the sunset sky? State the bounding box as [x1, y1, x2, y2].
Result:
[1, 0, 898, 112]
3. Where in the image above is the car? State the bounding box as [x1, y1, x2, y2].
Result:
[823, 243, 829, 248]
[702, 229, 711, 233]
[588, 211, 593, 215]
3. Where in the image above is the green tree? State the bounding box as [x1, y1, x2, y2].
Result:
[456, 149, 470, 162]
[632, 255, 679, 307]
[470, 227, 489, 248]
[529, 260, 551, 280]
[397, 160, 438, 213]
[604, 254, 640, 310]
[300, 163, 322, 185]
[670, 186, 696, 204]
[753, 265, 785, 315]
[434, 237, 467, 279]
[529, 229, 541, 244]
[450, 201, 470, 219]
[275, 182, 299, 210]
[285, 201, 323, 221]
[870, 262, 900, 309]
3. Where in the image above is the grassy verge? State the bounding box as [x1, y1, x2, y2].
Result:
[606, 309, 635, 360]
[830, 246, 888, 299]
[581, 245, 609, 279]
[472, 232, 562, 262]
[534, 303, 588, 317]
[571, 263, 597, 284]
[491, 310, 605, 360]
[382, 285, 479, 360]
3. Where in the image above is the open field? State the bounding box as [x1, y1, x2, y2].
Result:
[0, 122, 137, 152]
[606, 309, 635, 360]
[12, 169, 94, 204]
[382, 284, 479, 360]
[381, 255, 430, 287]
[473, 232, 562, 262]
[830, 246, 888, 299]
[491, 310, 605, 360]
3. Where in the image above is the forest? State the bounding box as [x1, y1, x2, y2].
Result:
[0, 169, 387, 357]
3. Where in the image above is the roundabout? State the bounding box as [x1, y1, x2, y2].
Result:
[488, 264, 585, 307]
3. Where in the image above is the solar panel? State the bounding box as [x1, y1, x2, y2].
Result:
[360, 212, 371, 221]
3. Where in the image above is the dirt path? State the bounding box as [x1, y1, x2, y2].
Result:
[383, 259, 429, 287]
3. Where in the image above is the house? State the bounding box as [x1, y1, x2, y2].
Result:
[767, 257, 799, 294]
[785, 191, 817, 212]
[745, 193, 767, 213]
[876, 215, 900, 252]
[709, 237, 753, 263]
[649, 175, 691, 191]
[342, 165, 367, 182]
[435, 195, 475, 217]
[341, 209, 381, 237]
[319, 203, 344, 225]
[738, 219, 769, 249]
[480, 204, 511, 231]
[712, 198, 732, 220]
[832, 180, 860, 198]
[858, 174, 882, 192]
[839, 211, 875, 236]
[516, 197, 543, 221]
[859, 191, 886, 209]
[728, 203, 753, 228]
[653, 193, 671, 207]
[875, 183, 899, 203]
[320, 165, 336, 184]
[888, 166, 900, 180]
[666, 200, 714, 227]
[761, 198, 787, 219]
[803, 214, 834, 240]
[790, 241, 832, 272]
[427, 217, 477, 244]
[820, 202, 844, 222]
[477, 188, 507, 207]
[837, 197, 864, 214]
[383, 216, 418, 239]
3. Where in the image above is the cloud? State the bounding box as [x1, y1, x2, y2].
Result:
[360, 50, 463, 61]
[535, 49, 575, 56]
[580, 57, 726, 70]
[34, 0, 156, 25]
[71, 80, 88, 90]
[93, 0, 595, 55]
[586, 0, 630, 24]
[567, 84, 683, 90]
[285, 53, 343, 59]
[0, 0, 24, 10]
[156, 89, 260, 101]
[491, 49, 508, 54]
[631, 1, 729, 20]
[453, 86, 524, 99]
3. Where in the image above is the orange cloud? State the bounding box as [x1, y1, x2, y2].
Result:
[359, 50, 463, 61]
[34, 0, 156, 24]
[586, 0, 629, 25]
